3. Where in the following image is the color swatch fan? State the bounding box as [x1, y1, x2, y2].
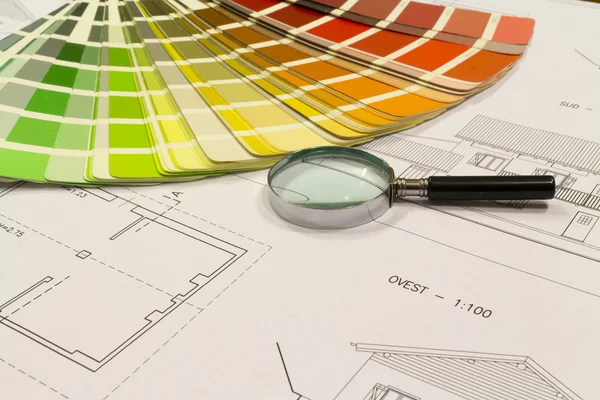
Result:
[0, 0, 535, 185]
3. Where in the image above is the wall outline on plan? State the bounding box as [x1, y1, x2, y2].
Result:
[0, 182, 272, 373]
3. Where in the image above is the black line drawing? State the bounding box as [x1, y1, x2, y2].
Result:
[575, 49, 600, 69]
[0, 276, 53, 314]
[360, 136, 463, 173]
[467, 152, 507, 172]
[455, 115, 600, 175]
[0, 182, 270, 373]
[562, 211, 599, 242]
[279, 343, 583, 400]
[278, 343, 310, 400]
[549, 0, 600, 10]
[359, 114, 600, 268]
[343, 343, 584, 400]
[0, 181, 25, 198]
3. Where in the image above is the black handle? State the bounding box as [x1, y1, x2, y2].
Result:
[427, 175, 556, 201]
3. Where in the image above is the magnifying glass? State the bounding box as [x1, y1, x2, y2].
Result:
[267, 146, 555, 229]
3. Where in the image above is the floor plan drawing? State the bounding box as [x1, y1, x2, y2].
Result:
[0, 181, 271, 399]
[280, 342, 584, 400]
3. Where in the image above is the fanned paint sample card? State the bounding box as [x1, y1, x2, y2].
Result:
[0, 0, 534, 185]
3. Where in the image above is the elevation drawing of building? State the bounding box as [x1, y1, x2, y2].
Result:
[358, 114, 600, 296]
[333, 343, 583, 400]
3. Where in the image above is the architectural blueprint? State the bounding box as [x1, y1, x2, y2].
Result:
[278, 342, 584, 400]
[1, 0, 599, 400]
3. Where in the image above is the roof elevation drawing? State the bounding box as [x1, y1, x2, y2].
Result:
[337, 343, 583, 400]
[279, 342, 584, 400]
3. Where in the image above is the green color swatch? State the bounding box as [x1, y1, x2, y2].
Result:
[26, 89, 70, 116]
[42, 64, 79, 87]
[6, 117, 61, 148]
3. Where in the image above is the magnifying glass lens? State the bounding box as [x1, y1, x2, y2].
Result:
[270, 150, 391, 209]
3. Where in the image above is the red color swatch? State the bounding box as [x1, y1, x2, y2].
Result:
[394, 2, 444, 30]
[443, 8, 491, 39]
[307, 17, 371, 43]
[349, 0, 398, 21]
[268, 4, 324, 28]
[351, 30, 419, 57]
[395, 39, 469, 71]
[493, 15, 535, 44]
[229, 0, 280, 12]
[445, 50, 519, 82]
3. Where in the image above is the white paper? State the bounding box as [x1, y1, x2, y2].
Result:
[1, 0, 599, 399]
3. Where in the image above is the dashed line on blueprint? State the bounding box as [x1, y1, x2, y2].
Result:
[120, 187, 270, 247]
[102, 246, 272, 399]
[1, 277, 70, 318]
[0, 356, 69, 399]
[0, 213, 204, 311]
